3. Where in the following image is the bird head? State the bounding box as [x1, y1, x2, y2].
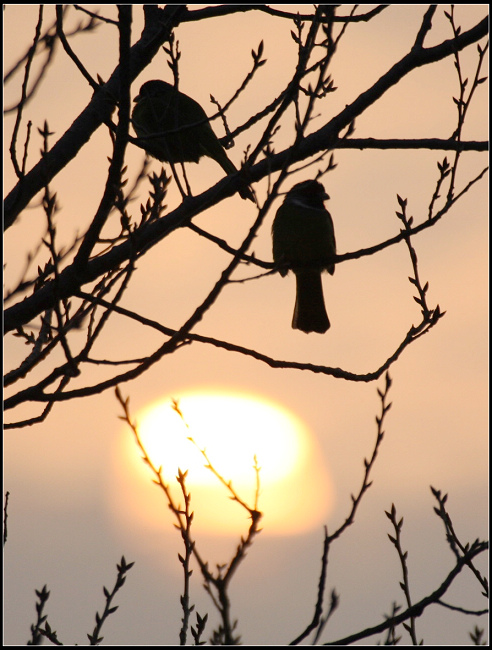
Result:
[134, 80, 174, 103]
[285, 180, 330, 209]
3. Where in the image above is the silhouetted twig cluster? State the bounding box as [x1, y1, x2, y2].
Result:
[4, 6, 488, 428]
[116, 387, 262, 644]
[26, 557, 134, 646]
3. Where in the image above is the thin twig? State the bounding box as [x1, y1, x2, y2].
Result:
[385, 504, 421, 644]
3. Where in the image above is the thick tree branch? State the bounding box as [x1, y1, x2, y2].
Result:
[182, 4, 389, 24]
[337, 137, 488, 152]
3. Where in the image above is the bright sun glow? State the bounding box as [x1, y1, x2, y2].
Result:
[138, 393, 307, 485]
[110, 389, 333, 537]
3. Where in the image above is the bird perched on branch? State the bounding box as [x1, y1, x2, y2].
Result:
[272, 180, 336, 333]
[132, 80, 254, 201]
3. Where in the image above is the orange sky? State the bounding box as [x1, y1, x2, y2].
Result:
[4, 5, 488, 645]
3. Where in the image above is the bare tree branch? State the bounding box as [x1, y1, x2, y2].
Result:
[4, 13, 487, 230]
[4, 5, 187, 229]
[324, 540, 488, 645]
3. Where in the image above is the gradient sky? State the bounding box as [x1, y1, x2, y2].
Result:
[4, 5, 488, 645]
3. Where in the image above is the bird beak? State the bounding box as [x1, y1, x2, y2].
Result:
[133, 95, 140, 102]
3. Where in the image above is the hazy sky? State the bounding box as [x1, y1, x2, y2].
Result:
[4, 5, 488, 645]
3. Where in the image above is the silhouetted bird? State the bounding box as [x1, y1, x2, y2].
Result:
[272, 180, 336, 333]
[132, 80, 254, 201]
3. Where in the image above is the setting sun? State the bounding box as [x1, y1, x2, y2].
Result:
[110, 389, 333, 537]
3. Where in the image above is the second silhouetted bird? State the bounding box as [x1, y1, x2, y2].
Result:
[272, 180, 336, 334]
[132, 80, 254, 201]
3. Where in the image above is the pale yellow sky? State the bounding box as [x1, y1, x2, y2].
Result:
[4, 5, 488, 645]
